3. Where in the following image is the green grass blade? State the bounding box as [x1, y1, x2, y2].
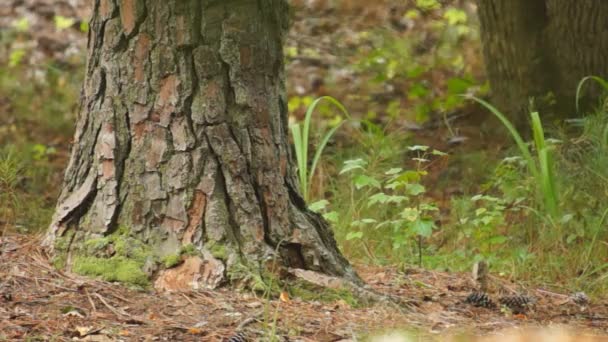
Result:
[296, 96, 352, 201]
[575, 76, 608, 114]
[530, 112, 546, 152]
[465, 95, 539, 179]
[531, 111, 559, 218]
[538, 148, 558, 218]
[308, 120, 346, 190]
[290, 123, 307, 199]
[602, 122, 608, 150]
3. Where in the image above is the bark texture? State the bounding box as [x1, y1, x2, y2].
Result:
[476, 0, 608, 123]
[46, 0, 357, 288]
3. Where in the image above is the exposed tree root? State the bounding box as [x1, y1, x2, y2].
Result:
[288, 268, 419, 311]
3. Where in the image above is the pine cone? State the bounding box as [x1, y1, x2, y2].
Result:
[227, 331, 248, 342]
[570, 292, 589, 306]
[465, 291, 495, 308]
[499, 295, 535, 314]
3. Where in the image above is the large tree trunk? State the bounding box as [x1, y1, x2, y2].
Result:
[45, 0, 357, 289]
[476, 0, 556, 124]
[476, 0, 608, 124]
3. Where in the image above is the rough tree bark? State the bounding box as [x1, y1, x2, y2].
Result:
[476, 0, 608, 124]
[45, 0, 357, 290]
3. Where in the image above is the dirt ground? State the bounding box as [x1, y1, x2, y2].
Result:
[1, 234, 607, 341]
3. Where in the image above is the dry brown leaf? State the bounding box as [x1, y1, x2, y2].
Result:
[280, 291, 290, 303]
[187, 327, 204, 335]
[75, 326, 96, 337]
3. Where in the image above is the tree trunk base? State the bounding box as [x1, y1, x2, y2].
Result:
[45, 0, 357, 290]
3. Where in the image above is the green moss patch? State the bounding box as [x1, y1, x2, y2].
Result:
[207, 242, 227, 260]
[289, 281, 359, 307]
[180, 244, 198, 256]
[161, 254, 182, 268]
[72, 256, 150, 287]
[59, 227, 156, 287]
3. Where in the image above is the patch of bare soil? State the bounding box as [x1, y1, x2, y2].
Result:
[1, 234, 606, 341]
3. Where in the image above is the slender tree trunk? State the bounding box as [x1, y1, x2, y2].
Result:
[45, 0, 357, 289]
[476, 0, 608, 124]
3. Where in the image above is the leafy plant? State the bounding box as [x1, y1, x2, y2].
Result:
[290, 96, 350, 202]
[457, 194, 512, 259]
[339, 146, 446, 266]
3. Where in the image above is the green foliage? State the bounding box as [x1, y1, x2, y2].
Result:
[468, 96, 559, 218]
[454, 194, 515, 261]
[53, 16, 75, 31]
[352, 3, 484, 124]
[0, 151, 22, 233]
[290, 96, 350, 202]
[12, 17, 30, 32]
[0, 15, 82, 233]
[336, 145, 446, 266]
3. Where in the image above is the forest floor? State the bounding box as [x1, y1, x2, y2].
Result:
[2, 234, 608, 341]
[3, 1, 608, 341]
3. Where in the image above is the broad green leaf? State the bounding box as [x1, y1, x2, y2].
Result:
[471, 194, 483, 201]
[407, 183, 426, 195]
[346, 231, 364, 240]
[402, 207, 419, 221]
[416, 0, 440, 10]
[80, 21, 89, 33]
[560, 213, 574, 224]
[9, 49, 26, 67]
[288, 96, 301, 112]
[443, 8, 467, 25]
[391, 170, 422, 183]
[481, 215, 493, 225]
[12, 17, 29, 32]
[387, 195, 408, 204]
[446, 77, 472, 94]
[419, 203, 439, 211]
[351, 219, 376, 227]
[368, 192, 391, 206]
[354, 174, 381, 190]
[54, 15, 75, 30]
[323, 211, 339, 223]
[408, 145, 429, 151]
[309, 200, 329, 212]
[487, 235, 508, 245]
[340, 158, 367, 174]
[411, 219, 434, 237]
[385, 167, 403, 175]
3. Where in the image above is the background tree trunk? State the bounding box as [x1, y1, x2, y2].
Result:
[45, 0, 357, 289]
[476, 0, 608, 124]
[476, 0, 556, 124]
